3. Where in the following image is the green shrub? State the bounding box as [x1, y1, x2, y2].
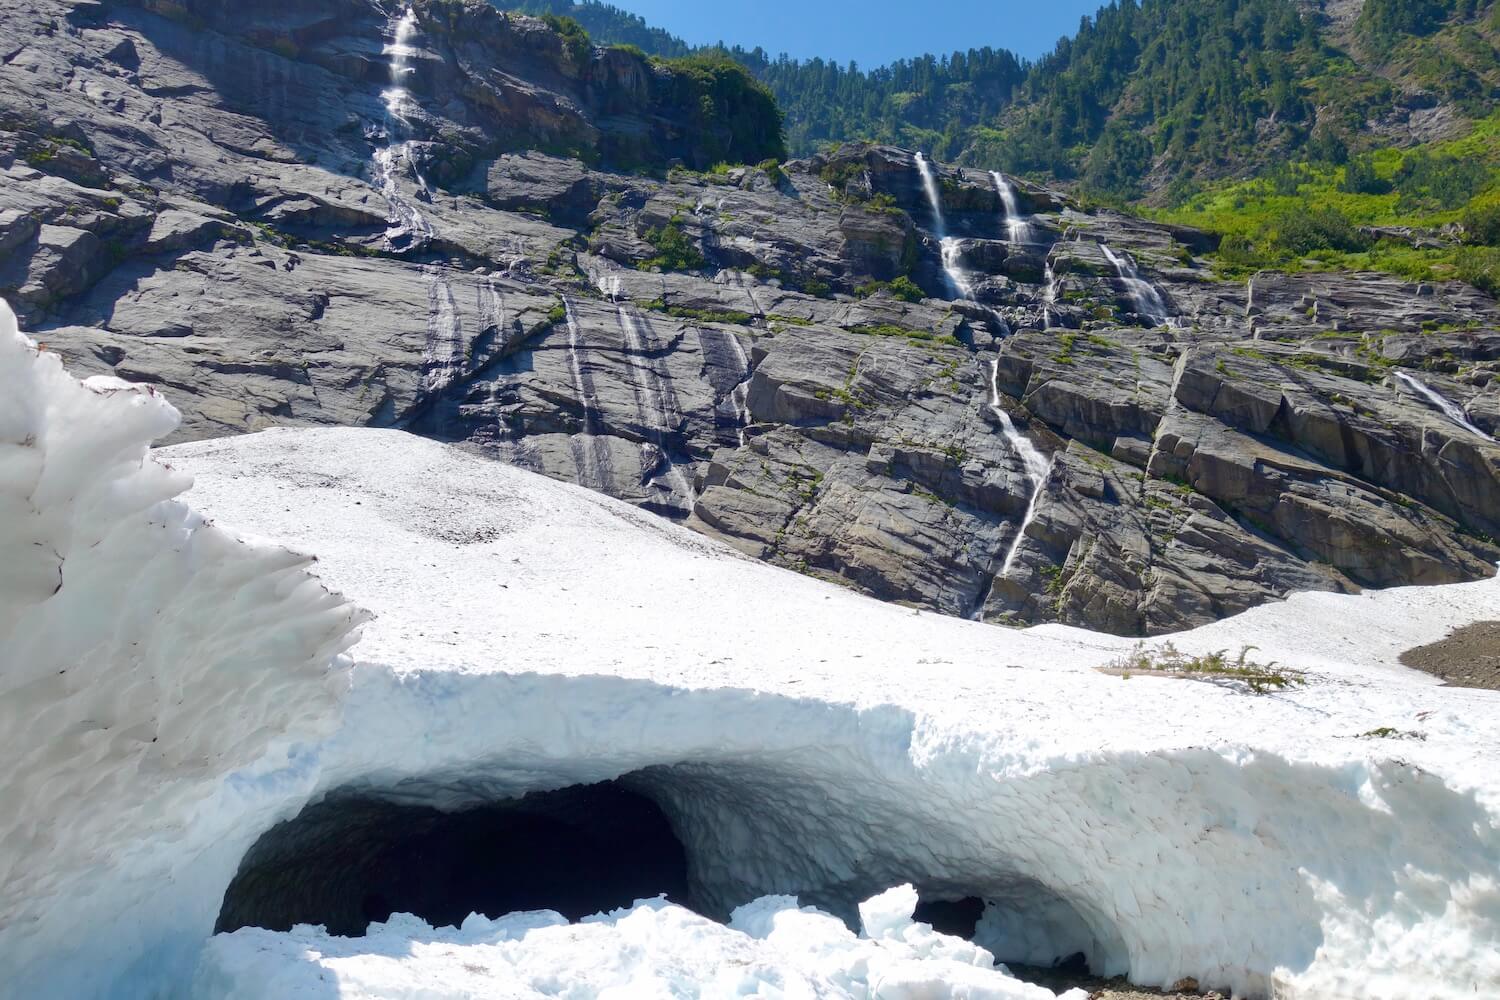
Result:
[1462, 202, 1500, 246]
[1358, 0, 1452, 52]
[643, 299, 752, 325]
[1103, 642, 1305, 695]
[1393, 151, 1490, 211]
[887, 275, 924, 302]
[1455, 247, 1500, 295]
[542, 14, 593, 66]
[1340, 156, 1391, 195]
[757, 158, 786, 186]
[1272, 208, 1370, 255]
[855, 276, 924, 302]
[658, 53, 786, 169]
[639, 222, 705, 272]
[1082, 123, 1155, 200]
[820, 160, 869, 201]
[1306, 125, 1350, 166]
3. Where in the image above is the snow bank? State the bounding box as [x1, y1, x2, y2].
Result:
[0, 303, 368, 998]
[196, 886, 1085, 1000]
[3, 313, 1498, 1000]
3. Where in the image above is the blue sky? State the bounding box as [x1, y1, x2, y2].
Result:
[605, 0, 1107, 65]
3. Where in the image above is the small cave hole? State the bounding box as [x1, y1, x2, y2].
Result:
[913, 895, 986, 939]
[906, 883, 1118, 995]
[216, 780, 692, 937]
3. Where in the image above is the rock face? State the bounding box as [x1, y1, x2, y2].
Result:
[3, 0, 1498, 635]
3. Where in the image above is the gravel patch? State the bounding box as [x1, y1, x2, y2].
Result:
[1011, 966, 1223, 999]
[1399, 621, 1500, 690]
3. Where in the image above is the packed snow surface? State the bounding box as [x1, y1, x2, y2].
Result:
[2, 301, 1499, 1000]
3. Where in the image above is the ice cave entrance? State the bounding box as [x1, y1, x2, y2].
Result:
[217, 772, 1113, 988]
[216, 781, 693, 936]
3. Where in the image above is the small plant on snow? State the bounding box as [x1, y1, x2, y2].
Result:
[1101, 642, 1305, 695]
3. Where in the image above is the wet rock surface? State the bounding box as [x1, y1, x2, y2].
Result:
[4, 0, 1499, 635]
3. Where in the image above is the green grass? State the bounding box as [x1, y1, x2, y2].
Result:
[847, 323, 960, 347]
[642, 299, 754, 325]
[1145, 112, 1500, 294]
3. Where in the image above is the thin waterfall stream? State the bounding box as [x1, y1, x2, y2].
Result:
[375, 8, 433, 252]
[914, 153, 972, 299]
[725, 332, 754, 447]
[378, 9, 463, 419]
[991, 172, 1035, 246]
[989, 359, 1054, 577]
[1100, 244, 1171, 327]
[563, 298, 613, 491]
[1395, 371, 1495, 442]
[1041, 262, 1059, 329]
[913, 153, 1054, 598]
[617, 306, 695, 508]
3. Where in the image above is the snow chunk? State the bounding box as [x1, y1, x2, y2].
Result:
[861, 883, 921, 939]
[196, 893, 1073, 1000]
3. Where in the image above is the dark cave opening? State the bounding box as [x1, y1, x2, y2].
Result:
[216, 780, 692, 937]
[913, 895, 986, 939]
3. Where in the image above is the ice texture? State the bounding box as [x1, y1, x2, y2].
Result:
[0, 303, 368, 998]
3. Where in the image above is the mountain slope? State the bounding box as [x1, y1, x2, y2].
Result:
[981, 0, 1500, 196]
[2, 0, 1498, 637]
[501, 0, 1499, 200]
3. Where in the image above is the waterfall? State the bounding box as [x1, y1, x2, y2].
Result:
[914, 152, 947, 233]
[991, 172, 1034, 245]
[589, 269, 624, 304]
[419, 267, 464, 394]
[382, 8, 419, 121]
[721, 269, 765, 318]
[617, 306, 695, 506]
[725, 331, 754, 447]
[909, 158, 1050, 592]
[914, 153, 971, 298]
[562, 299, 614, 491]
[564, 299, 600, 434]
[940, 239, 975, 299]
[1395, 372, 1495, 442]
[374, 8, 432, 251]
[477, 276, 504, 339]
[1041, 261, 1059, 328]
[989, 359, 1053, 577]
[1100, 244, 1171, 328]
